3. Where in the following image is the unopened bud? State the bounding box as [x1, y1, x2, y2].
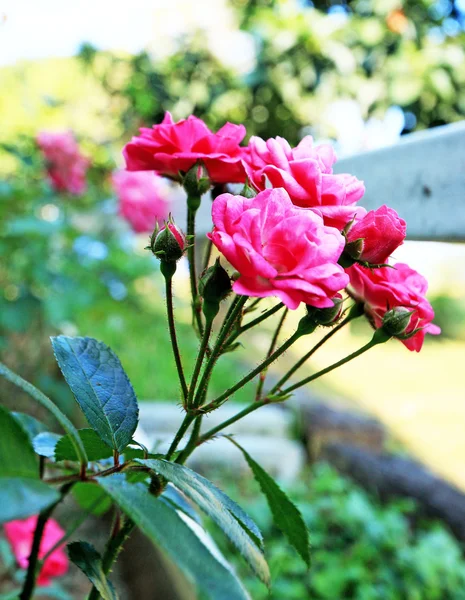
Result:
[150, 220, 185, 279]
[338, 238, 364, 268]
[382, 307, 413, 337]
[306, 297, 344, 327]
[199, 258, 232, 321]
[183, 161, 211, 202]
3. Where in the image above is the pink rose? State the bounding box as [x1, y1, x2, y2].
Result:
[112, 170, 171, 233]
[36, 131, 89, 195]
[345, 205, 407, 264]
[4, 517, 69, 586]
[242, 136, 366, 229]
[208, 188, 349, 310]
[123, 112, 247, 184]
[347, 262, 440, 351]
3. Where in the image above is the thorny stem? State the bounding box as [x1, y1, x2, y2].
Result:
[187, 203, 204, 338]
[227, 302, 285, 344]
[165, 276, 188, 402]
[268, 303, 364, 395]
[188, 318, 213, 409]
[200, 330, 302, 413]
[193, 295, 248, 407]
[164, 413, 195, 461]
[175, 415, 203, 465]
[20, 483, 73, 600]
[40, 495, 107, 564]
[202, 237, 213, 273]
[180, 401, 268, 464]
[255, 307, 288, 401]
[243, 297, 262, 314]
[277, 328, 391, 397]
[88, 518, 136, 600]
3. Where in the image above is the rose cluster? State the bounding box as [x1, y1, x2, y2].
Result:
[123, 112, 439, 351]
[37, 131, 89, 195]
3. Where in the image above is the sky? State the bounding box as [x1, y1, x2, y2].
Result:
[0, 0, 235, 66]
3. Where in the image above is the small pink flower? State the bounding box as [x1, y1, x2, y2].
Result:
[345, 205, 407, 264]
[4, 517, 69, 586]
[37, 131, 89, 195]
[123, 112, 247, 184]
[347, 262, 440, 351]
[112, 170, 171, 233]
[208, 188, 349, 310]
[242, 136, 366, 229]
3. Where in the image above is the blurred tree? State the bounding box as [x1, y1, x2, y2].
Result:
[75, 0, 465, 147]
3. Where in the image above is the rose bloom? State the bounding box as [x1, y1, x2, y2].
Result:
[208, 188, 349, 310]
[347, 262, 440, 351]
[4, 517, 69, 586]
[123, 112, 247, 184]
[346, 205, 407, 264]
[112, 170, 171, 233]
[37, 131, 89, 195]
[242, 136, 366, 229]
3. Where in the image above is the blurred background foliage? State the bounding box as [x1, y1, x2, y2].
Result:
[214, 463, 465, 600]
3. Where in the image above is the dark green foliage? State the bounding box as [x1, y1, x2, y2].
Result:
[55, 429, 113, 462]
[216, 463, 465, 600]
[137, 458, 269, 585]
[227, 438, 310, 567]
[68, 541, 118, 600]
[98, 474, 251, 600]
[51, 336, 139, 453]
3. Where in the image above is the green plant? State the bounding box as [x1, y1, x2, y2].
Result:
[216, 463, 465, 600]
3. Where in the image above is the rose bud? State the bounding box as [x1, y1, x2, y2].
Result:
[183, 161, 211, 207]
[306, 295, 344, 327]
[150, 219, 186, 279]
[199, 258, 232, 321]
[345, 205, 406, 266]
[381, 306, 414, 337]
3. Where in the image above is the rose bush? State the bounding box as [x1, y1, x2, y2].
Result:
[242, 136, 366, 229]
[36, 131, 89, 195]
[123, 112, 246, 184]
[4, 517, 68, 586]
[208, 188, 349, 310]
[112, 170, 171, 233]
[347, 262, 440, 351]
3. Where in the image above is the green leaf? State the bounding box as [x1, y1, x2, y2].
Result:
[0, 478, 60, 524]
[67, 541, 118, 600]
[98, 474, 251, 600]
[12, 412, 47, 441]
[0, 361, 88, 469]
[136, 458, 269, 586]
[227, 437, 311, 567]
[161, 483, 202, 526]
[0, 405, 38, 478]
[73, 483, 112, 516]
[55, 429, 113, 462]
[33, 432, 61, 458]
[51, 336, 139, 453]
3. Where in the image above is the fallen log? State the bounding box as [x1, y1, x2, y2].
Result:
[322, 442, 465, 542]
